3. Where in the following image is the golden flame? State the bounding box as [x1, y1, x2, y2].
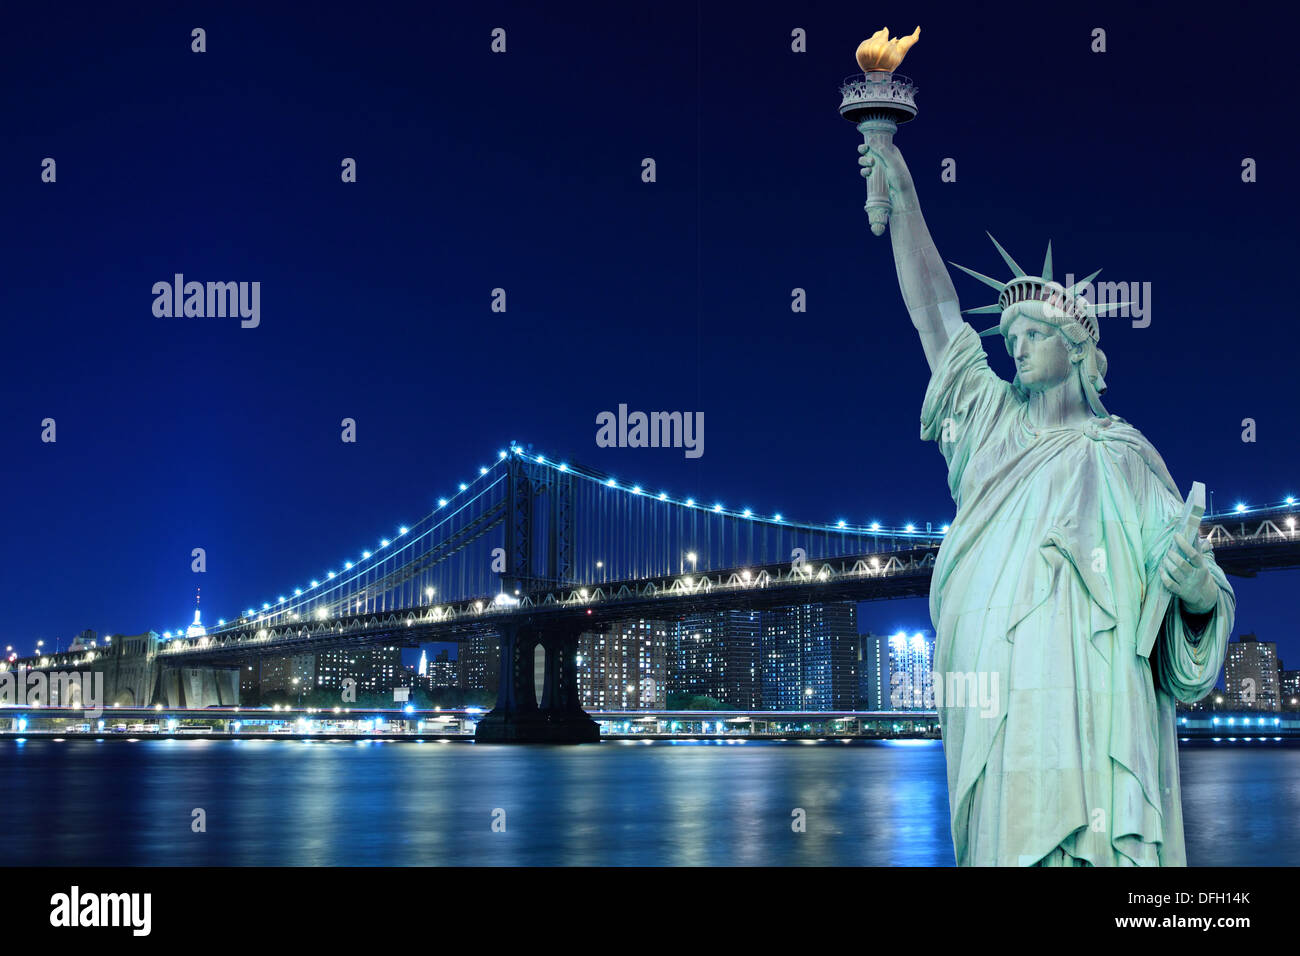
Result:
[855, 26, 920, 73]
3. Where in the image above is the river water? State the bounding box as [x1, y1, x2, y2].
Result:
[1, 738, 1293, 865]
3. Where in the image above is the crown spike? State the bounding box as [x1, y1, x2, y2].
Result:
[962, 304, 1004, 314]
[1067, 269, 1102, 296]
[986, 233, 1026, 278]
[948, 261, 1007, 293]
[1042, 242, 1053, 283]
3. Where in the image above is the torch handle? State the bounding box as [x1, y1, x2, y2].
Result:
[858, 115, 899, 237]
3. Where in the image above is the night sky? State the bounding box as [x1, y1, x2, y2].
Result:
[3, 1, 1297, 673]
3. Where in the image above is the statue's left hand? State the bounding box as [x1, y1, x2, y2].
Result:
[1159, 533, 1217, 615]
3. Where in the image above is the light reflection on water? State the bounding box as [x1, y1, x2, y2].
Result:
[1, 739, 1290, 865]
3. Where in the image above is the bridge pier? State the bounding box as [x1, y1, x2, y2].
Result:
[475, 623, 598, 743]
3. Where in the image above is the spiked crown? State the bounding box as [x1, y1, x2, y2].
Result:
[949, 234, 1128, 343]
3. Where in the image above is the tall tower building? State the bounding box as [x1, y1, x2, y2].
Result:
[185, 588, 207, 638]
[458, 632, 500, 694]
[857, 632, 891, 710]
[578, 619, 669, 710]
[1224, 633, 1279, 711]
[888, 631, 935, 710]
[669, 610, 762, 708]
[761, 603, 858, 710]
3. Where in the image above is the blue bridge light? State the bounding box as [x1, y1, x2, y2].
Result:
[208, 442, 1285, 656]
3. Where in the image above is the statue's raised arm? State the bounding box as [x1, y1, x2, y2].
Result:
[859, 142, 964, 373]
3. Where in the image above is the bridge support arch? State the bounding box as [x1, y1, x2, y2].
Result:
[475, 623, 599, 743]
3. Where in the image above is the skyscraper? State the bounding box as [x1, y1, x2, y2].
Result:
[1224, 633, 1279, 711]
[669, 610, 762, 708]
[458, 632, 500, 694]
[888, 631, 935, 710]
[761, 603, 858, 710]
[578, 619, 668, 710]
[857, 632, 891, 710]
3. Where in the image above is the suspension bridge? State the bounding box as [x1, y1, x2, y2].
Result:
[8, 442, 1300, 741]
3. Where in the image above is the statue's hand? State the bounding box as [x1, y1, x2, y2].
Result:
[1159, 532, 1217, 615]
[858, 142, 916, 207]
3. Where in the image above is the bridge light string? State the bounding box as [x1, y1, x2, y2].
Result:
[205, 455, 514, 637]
[519, 445, 952, 538]
[192, 439, 1297, 639]
[211, 440, 951, 637]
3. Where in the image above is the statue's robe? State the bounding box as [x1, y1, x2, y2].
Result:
[919, 322, 1234, 866]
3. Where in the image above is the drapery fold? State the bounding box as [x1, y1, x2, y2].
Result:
[919, 322, 1233, 866]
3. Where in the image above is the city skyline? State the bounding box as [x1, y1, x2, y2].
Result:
[4, 2, 1296, 661]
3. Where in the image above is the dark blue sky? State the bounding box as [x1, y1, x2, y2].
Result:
[2, 1, 1297, 667]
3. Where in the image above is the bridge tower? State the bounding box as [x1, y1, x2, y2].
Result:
[503, 452, 576, 593]
[475, 451, 597, 742]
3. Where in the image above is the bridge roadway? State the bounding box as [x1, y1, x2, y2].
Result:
[152, 503, 1300, 668]
[154, 545, 946, 666]
[10, 503, 1297, 742]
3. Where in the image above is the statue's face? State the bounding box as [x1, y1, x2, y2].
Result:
[1006, 315, 1072, 391]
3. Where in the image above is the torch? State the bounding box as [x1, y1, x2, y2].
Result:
[839, 27, 921, 236]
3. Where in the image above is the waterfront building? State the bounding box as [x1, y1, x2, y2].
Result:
[578, 619, 669, 710]
[760, 603, 858, 710]
[669, 610, 761, 708]
[1224, 633, 1280, 712]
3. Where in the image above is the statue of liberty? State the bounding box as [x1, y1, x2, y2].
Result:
[858, 141, 1235, 866]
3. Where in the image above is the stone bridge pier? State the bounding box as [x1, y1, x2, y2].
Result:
[21, 632, 242, 709]
[154, 665, 240, 708]
[475, 622, 599, 743]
